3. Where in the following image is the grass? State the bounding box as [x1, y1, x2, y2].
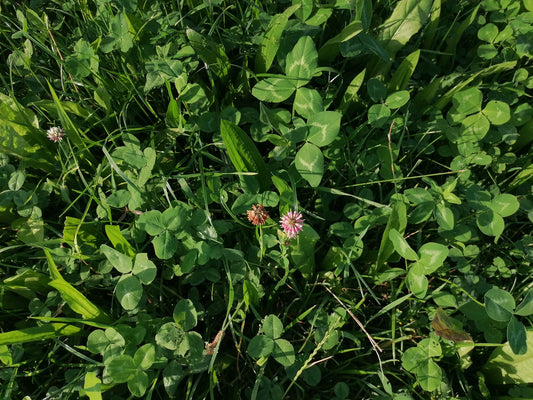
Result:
[1, 0, 532, 399]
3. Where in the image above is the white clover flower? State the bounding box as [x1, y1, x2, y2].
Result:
[46, 126, 65, 142]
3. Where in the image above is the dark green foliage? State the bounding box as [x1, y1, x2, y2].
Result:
[0, 0, 532, 398]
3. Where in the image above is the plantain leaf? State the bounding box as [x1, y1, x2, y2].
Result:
[378, 0, 433, 56]
[374, 198, 408, 272]
[220, 119, 269, 190]
[0, 93, 55, 169]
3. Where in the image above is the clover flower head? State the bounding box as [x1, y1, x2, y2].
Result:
[280, 209, 304, 239]
[46, 126, 65, 142]
[247, 204, 269, 226]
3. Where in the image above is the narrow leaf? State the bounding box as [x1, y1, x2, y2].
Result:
[220, 119, 270, 191]
[47, 82, 95, 162]
[378, 0, 433, 56]
[388, 49, 420, 91]
[0, 323, 82, 345]
[105, 225, 136, 258]
[255, 4, 300, 73]
[318, 20, 363, 62]
[48, 280, 107, 322]
[340, 68, 366, 113]
[389, 228, 418, 261]
[186, 28, 230, 80]
[45, 249, 111, 323]
[443, 5, 480, 62]
[375, 199, 407, 272]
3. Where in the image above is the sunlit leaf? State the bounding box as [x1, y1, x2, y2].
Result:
[484, 330, 533, 383]
[307, 111, 341, 147]
[389, 228, 418, 261]
[378, 0, 433, 56]
[272, 338, 295, 366]
[252, 77, 296, 102]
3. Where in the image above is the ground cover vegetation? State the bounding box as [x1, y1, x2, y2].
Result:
[0, 0, 532, 398]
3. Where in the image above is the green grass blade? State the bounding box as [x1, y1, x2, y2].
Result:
[509, 163, 533, 190]
[316, 186, 389, 209]
[434, 61, 516, 110]
[0, 323, 82, 346]
[45, 248, 64, 281]
[30, 316, 113, 329]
